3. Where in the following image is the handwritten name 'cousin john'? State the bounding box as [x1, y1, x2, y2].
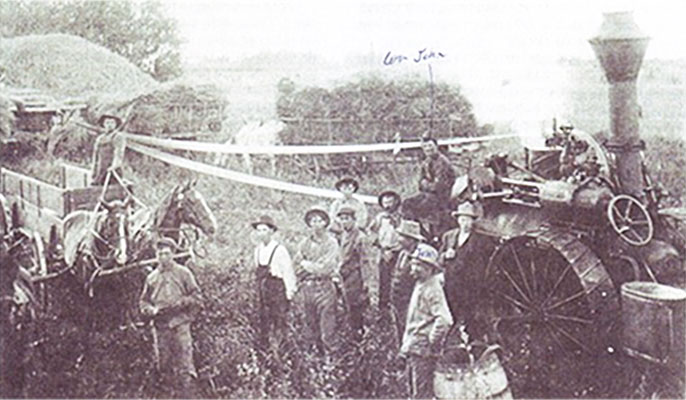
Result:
[383, 48, 446, 66]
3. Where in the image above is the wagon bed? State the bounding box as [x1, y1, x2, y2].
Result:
[1, 163, 130, 242]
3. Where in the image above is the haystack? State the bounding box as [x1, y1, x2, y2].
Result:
[0, 34, 157, 99]
[90, 80, 228, 136]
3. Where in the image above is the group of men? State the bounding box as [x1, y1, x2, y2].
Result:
[136, 136, 484, 398]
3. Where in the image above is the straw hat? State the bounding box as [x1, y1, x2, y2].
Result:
[97, 114, 123, 129]
[451, 202, 479, 218]
[251, 215, 277, 231]
[335, 176, 360, 192]
[411, 243, 442, 269]
[377, 190, 401, 208]
[304, 205, 330, 227]
[396, 219, 425, 241]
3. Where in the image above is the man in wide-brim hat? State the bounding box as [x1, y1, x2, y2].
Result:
[439, 201, 490, 342]
[251, 215, 296, 349]
[389, 219, 426, 339]
[329, 176, 368, 231]
[401, 243, 453, 399]
[91, 114, 126, 186]
[293, 205, 341, 355]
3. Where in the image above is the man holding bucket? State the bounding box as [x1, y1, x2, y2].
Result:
[400, 243, 453, 399]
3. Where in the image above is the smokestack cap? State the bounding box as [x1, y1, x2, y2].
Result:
[589, 12, 650, 83]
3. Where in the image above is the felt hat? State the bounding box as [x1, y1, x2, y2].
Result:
[396, 219, 425, 241]
[304, 205, 330, 227]
[336, 205, 356, 218]
[411, 243, 442, 270]
[335, 176, 359, 192]
[97, 114, 123, 129]
[377, 190, 401, 208]
[451, 202, 479, 219]
[251, 215, 277, 231]
[156, 237, 177, 250]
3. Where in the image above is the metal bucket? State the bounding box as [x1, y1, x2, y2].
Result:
[434, 345, 512, 400]
[621, 281, 686, 367]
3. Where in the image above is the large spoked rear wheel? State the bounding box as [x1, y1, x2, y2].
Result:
[485, 231, 620, 398]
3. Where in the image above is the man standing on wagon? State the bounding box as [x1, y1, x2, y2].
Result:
[368, 190, 402, 311]
[251, 215, 297, 350]
[91, 114, 126, 186]
[139, 238, 203, 398]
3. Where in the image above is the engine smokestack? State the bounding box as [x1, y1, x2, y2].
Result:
[589, 12, 649, 196]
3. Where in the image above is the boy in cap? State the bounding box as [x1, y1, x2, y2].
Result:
[251, 215, 297, 349]
[92, 114, 126, 185]
[139, 237, 203, 398]
[400, 243, 453, 399]
[390, 219, 426, 340]
[329, 176, 368, 233]
[368, 190, 402, 311]
[335, 205, 370, 341]
[293, 205, 341, 355]
[439, 201, 491, 341]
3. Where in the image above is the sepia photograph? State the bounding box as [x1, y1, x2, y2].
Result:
[1, 0, 685, 398]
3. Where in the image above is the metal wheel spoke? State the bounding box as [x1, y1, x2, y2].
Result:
[630, 219, 650, 226]
[493, 289, 534, 312]
[544, 287, 588, 311]
[511, 245, 534, 300]
[544, 321, 569, 354]
[626, 228, 643, 242]
[548, 321, 592, 354]
[530, 257, 538, 300]
[624, 200, 633, 219]
[500, 266, 533, 305]
[545, 313, 593, 325]
[612, 207, 626, 223]
[542, 262, 573, 306]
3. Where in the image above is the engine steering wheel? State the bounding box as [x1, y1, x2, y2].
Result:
[607, 194, 653, 246]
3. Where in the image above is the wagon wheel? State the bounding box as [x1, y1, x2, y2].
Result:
[485, 231, 619, 398]
[11, 231, 48, 310]
[607, 194, 653, 246]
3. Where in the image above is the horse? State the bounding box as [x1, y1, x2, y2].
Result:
[0, 233, 39, 397]
[61, 197, 133, 329]
[129, 180, 217, 265]
[214, 120, 285, 176]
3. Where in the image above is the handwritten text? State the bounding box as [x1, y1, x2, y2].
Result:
[383, 48, 446, 66]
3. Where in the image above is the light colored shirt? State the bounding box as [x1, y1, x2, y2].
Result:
[329, 197, 369, 230]
[139, 262, 202, 329]
[368, 210, 401, 249]
[401, 273, 453, 356]
[293, 233, 340, 280]
[254, 239, 297, 300]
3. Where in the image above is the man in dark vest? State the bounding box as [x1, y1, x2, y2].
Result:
[439, 201, 491, 342]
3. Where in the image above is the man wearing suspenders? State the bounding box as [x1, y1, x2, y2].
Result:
[251, 215, 297, 349]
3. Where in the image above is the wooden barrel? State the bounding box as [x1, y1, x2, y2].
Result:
[434, 346, 512, 400]
[621, 281, 686, 369]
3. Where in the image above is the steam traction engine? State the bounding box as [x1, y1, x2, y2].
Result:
[464, 12, 685, 394]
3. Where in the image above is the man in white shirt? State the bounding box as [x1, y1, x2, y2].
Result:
[251, 215, 297, 349]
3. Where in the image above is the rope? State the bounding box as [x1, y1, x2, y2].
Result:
[127, 143, 380, 204]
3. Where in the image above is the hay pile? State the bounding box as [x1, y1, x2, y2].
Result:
[92, 81, 228, 136]
[0, 34, 157, 98]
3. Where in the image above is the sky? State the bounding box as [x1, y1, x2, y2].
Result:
[164, 0, 685, 127]
[167, 0, 685, 62]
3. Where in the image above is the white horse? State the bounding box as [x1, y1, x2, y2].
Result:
[214, 120, 285, 176]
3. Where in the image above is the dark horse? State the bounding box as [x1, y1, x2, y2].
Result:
[62, 197, 133, 328]
[1, 196, 38, 397]
[129, 180, 217, 264]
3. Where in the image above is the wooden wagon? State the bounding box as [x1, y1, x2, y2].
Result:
[0, 163, 130, 285]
